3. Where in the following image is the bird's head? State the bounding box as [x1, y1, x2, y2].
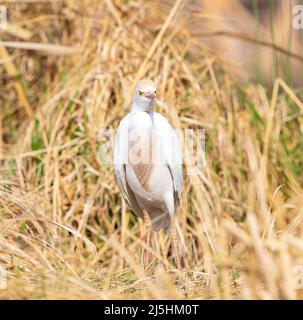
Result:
[132, 79, 157, 112]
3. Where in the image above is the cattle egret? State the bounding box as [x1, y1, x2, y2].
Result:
[114, 79, 182, 269]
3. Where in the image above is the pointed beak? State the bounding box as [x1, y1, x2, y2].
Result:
[144, 91, 156, 99]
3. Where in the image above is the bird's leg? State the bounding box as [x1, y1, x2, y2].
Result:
[143, 209, 153, 267]
[171, 219, 181, 270]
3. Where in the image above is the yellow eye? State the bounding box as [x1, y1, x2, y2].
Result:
[139, 90, 143, 96]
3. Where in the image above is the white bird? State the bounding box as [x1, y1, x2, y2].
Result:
[114, 79, 182, 269]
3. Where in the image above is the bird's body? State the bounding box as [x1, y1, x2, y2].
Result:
[115, 110, 181, 232]
[114, 79, 182, 268]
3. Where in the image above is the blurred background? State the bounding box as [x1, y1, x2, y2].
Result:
[167, 0, 303, 87]
[1, 0, 303, 300]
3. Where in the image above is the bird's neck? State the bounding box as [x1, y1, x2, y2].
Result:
[130, 100, 154, 115]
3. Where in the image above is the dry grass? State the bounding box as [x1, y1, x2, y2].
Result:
[1, 0, 303, 299]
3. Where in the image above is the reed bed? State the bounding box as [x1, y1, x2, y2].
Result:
[1, 0, 303, 299]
